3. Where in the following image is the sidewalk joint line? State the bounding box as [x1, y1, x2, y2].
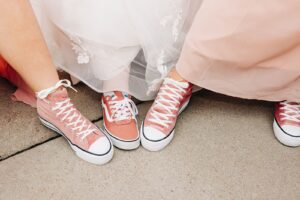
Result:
[0, 135, 61, 162]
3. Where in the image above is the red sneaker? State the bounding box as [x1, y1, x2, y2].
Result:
[141, 78, 192, 151]
[37, 80, 113, 165]
[102, 91, 140, 150]
[273, 101, 300, 147]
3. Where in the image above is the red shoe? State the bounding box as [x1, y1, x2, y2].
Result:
[141, 78, 192, 151]
[102, 91, 140, 150]
[37, 80, 113, 165]
[273, 101, 300, 147]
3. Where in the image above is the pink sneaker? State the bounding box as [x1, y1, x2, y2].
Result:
[102, 91, 140, 150]
[273, 101, 300, 147]
[37, 80, 113, 165]
[141, 78, 192, 151]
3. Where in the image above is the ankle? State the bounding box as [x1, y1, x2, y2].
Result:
[168, 67, 187, 82]
[36, 79, 74, 100]
[47, 87, 68, 99]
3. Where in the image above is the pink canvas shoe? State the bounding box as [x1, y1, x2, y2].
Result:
[37, 80, 113, 165]
[273, 101, 300, 147]
[102, 91, 140, 150]
[141, 78, 192, 151]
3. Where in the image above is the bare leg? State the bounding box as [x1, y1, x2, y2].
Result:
[169, 67, 188, 82]
[0, 0, 59, 92]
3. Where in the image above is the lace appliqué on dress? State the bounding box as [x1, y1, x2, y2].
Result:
[68, 34, 91, 64]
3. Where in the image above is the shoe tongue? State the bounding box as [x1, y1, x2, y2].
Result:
[109, 91, 133, 123]
[114, 91, 125, 100]
[47, 87, 68, 102]
[105, 91, 126, 101]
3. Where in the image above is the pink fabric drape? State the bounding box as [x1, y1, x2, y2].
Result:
[176, 0, 300, 102]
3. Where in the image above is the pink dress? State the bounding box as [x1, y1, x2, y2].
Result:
[0, 57, 36, 107]
[176, 0, 300, 102]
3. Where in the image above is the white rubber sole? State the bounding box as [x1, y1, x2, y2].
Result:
[103, 125, 140, 150]
[273, 119, 300, 147]
[141, 99, 190, 152]
[141, 124, 174, 152]
[39, 117, 114, 165]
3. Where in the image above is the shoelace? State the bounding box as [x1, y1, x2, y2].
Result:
[37, 79, 96, 140]
[36, 79, 77, 99]
[148, 78, 188, 128]
[52, 99, 96, 139]
[109, 95, 138, 122]
[279, 101, 300, 122]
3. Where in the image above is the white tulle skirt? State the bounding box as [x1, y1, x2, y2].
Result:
[30, 0, 201, 100]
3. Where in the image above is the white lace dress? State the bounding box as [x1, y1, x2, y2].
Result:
[30, 0, 202, 100]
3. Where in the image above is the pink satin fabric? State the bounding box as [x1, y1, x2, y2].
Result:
[176, 0, 300, 102]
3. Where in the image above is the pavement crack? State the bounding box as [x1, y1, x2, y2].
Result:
[91, 116, 103, 123]
[0, 135, 61, 162]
